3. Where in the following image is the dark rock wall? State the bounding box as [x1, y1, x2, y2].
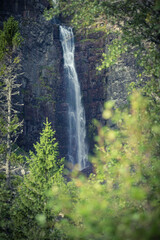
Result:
[104, 36, 139, 106]
[19, 15, 69, 156]
[74, 31, 107, 151]
[74, 32, 139, 151]
[0, 1, 139, 158]
[0, 1, 67, 155]
[19, 17, 64, 151]
[75, 32, 106, 121]
[0, 0, 50, 19]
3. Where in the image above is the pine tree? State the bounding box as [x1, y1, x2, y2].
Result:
[12, 119, 64, 240]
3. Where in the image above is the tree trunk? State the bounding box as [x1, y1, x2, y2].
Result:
[6, 81, 11, 188]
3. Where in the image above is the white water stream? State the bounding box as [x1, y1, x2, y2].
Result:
[60, 26, 88, 170]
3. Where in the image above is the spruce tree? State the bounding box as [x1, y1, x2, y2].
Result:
[12, 119, 64, 240]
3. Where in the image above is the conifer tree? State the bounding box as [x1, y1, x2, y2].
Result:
[0, 16, 23, 187]
[12, 119, 64, 240]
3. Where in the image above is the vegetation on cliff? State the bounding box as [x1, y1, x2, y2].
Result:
[0, 1, 160, 239]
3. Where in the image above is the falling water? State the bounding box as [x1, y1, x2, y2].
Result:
[60, 26, 88, 170]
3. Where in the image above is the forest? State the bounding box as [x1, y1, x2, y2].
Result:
[0, 0, 160, 239]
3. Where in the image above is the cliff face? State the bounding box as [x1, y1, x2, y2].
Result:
[74, 31, 106, 151]
[1, 0, 68, 155]
[19, 17, 64, 151]
[0, 0, 50, 19]
[0, 1, 139, 158]
[74, 32, 139, 151]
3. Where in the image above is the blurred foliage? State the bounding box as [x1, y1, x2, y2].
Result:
[45, 91, 160, 240]
[42, 7, 160, 238]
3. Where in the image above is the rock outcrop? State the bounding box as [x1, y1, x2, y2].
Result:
[18, 17, 64, 151]
[0, 1, 139, 160]
[74, 31, 139, 152]
[1, 0, 67, 156]
[0, 0, 50, 19]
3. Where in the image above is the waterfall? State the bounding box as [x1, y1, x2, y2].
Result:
[60, 26, 88, 170]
